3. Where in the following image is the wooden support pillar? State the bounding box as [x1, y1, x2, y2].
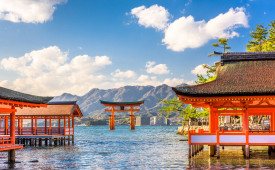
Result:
[72, 135, 74, 144]
[8, 149, 15, 163]
[5, 116, 8, 135]
[109, 115, 115, 130]
[45, 118, 47, 134]
[58, 117, 61, 134]
[45, 139, 48, 146]
[17, 117, 20, 135]
[245, 145, 250, 158]
[68, 136, 70, 145]
[209, 145, 215, 157]
[217, 145, 220, 159]
[68, 116, 71, 135]
[49, 138, 52, 146]
[130, 115, 135, 130]
[49, 116, 52, 135]
[10, 106, 16, 145]
[64, 117, 66, 135]
[39, 138, 42, 146]
[31, 116, 34, 135]
[268, 146, 272, 155]
[54, 139, 57, 146]
[35, 116, 37, 135]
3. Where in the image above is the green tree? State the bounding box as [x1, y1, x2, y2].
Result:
[212, 38, 231, 52]
[246, 24, 268, 52]
[158, 97, 209, 130]
[195, 64, 216, 84]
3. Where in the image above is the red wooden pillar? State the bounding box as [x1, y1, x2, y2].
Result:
[109, 106, 115, 130]
[58, 116, 61, 134]
[17, 117, 20, 135]
[49, 116, 52, 135]
[64, 116, 66, 135]
[209, 105, 216, 133]
[45, 117, 47, 134]
[5, 116, 8, 135]
[130, 106, 135, 130]
[31, 116, 34, 134]
[72, 116, 74, 135]
[10, 106, 16, 145]
[68, 116, 71, 135]
[20, 117, 23, 135]
[243, 108, 249, 132]
[35, 116, 37, 135]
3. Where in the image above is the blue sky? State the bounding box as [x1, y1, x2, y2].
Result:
[0, 0, 274, 96]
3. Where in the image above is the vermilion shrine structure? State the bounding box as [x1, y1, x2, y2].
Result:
[100, 100, 144, 130]
[0, 101, 83, 145]
[0, 86, 52, 162]
[173, 52, 275, 158]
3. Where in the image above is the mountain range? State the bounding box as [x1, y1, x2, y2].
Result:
[52, 84, 182, 118]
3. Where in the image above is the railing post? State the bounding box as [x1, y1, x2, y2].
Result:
[188, 130, 192, 158]
[216, 130, 220, 158]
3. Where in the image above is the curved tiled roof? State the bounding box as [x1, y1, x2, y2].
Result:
[173, 52, 275, 97]
[0, 86, 53, 104]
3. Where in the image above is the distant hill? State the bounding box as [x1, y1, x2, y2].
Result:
[52, 84, 178, 118]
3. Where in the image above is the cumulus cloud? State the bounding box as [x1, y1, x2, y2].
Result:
[136, 74, 184, 87]
[191, 64, 208, 75]
[130, 4, 170, 30]
[130, 5, 248, 52]
[0, 0, 66, 23]
[146, 61, 170, 74]
[111, 69, 136, 79]
[163, 78, 184, 87]
[0, 46, 112, 95]
[163, 7, 248, 51]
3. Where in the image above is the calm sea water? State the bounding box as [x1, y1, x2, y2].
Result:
[0, 126, 275, 169]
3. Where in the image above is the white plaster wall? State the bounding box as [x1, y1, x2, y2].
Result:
[191, 135, 216, 143]
[249, 135, 275, 143]
[220, 135, 246, 143]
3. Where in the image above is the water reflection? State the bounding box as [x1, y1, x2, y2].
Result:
[188, 146, 275, 169]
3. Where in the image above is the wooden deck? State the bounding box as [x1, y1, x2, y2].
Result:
[0, 135, 74, 146]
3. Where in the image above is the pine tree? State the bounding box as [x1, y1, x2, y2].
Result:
[246, 24, 268, 52]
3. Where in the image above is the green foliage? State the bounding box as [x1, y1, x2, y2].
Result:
[211, 38, 231, 52]
[195, 64, 216, 84]
[246, 21, 275, 52]
[158, 97, 209, 126]
[85, 119, 107, 126]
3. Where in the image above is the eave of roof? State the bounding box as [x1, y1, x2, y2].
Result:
[0, 86, 53, 104]
[173, 52, 275, 97]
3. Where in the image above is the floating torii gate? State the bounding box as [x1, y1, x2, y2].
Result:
[100, 100, 144, 130]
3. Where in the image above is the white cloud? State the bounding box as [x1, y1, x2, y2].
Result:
[163, 7, 248, 51]
[191, 64, 208, 75]
[130, 5, 248, 52]
[0, 46, 112, 96]
[146, 61, 170, 74]
[0, 0, 66, 23]
[163, 78, 184, 87]
[0, 80, 8, 87]
[131, 4, 170, 31]
[111, 69, 136, 79]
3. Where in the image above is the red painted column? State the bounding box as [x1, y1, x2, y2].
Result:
[31, 116, 34, 134]
[10, 106, 16, 145]
[5, 116, 8, 135]
[64, 116, 66, 135]
[45, 118, 47, 134]
[17, 117, 20, 135]
[35, 116, 37, 135]
[130, 106, 135, 130]
[109, 106, 115, 130]
[49, 116, 52, 135]
[72, 116, 74, 135]
[68, 116, 71, 135]
[58, 116, 61, 134]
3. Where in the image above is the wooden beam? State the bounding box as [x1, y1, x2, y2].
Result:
[105, 109, 140, 112]
[0, 108, 17, 113]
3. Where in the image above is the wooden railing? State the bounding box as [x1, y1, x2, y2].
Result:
[0, 137, 12, 146]
[0, 127, 67, 135]
[189, 129, 275, 146]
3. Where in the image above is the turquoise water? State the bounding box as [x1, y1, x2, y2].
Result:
[1, 126, 275, 169]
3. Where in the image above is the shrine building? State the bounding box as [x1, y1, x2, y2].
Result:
[172, 52, 275, 158]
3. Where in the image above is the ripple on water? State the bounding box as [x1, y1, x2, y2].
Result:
[0, 126, 275, 169]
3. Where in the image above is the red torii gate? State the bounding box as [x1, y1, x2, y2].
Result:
[100, 100, 144, 130]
